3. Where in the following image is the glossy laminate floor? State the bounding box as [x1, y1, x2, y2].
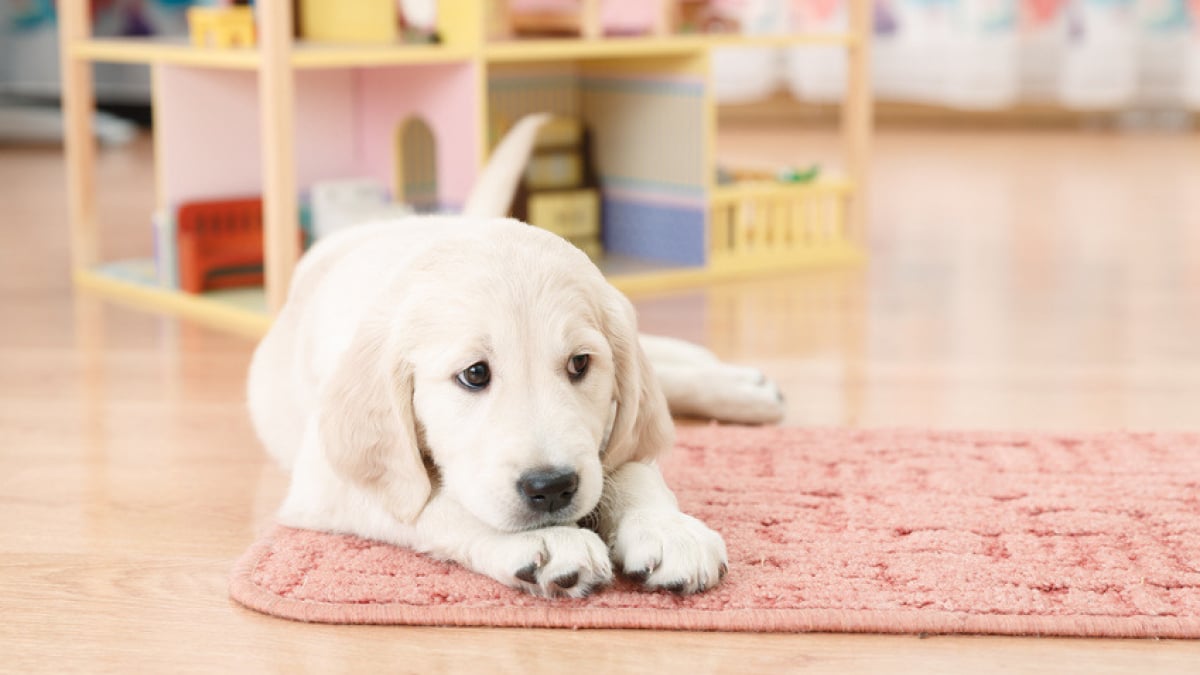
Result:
[2, 125, 1199, 672]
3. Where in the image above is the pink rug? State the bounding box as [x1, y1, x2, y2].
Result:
[230, 427, 1200, 637]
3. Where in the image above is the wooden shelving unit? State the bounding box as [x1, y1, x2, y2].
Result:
[485, 31, 854, 62]
[71, 37, 261, 69]
[59, 0, 872, 338]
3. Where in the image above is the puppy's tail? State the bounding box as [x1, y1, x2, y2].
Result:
[462, 113, 551, 219]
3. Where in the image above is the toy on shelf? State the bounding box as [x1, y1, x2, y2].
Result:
[675, 0, 740, 34]
[299, 0, 396, 44]
[492, 0, 679, 38]
[511, 116, 601, 259]
[310, 178, 415, 241]
[709, 183, 846, 266]
[494, 0, 602, 38]
[299, 0, 439, 44]
[717, 164, 822, 185]
[177, 198, 267, 293]
[187, 5, 256, 48]
[157, 200, 315, 291]
[176, 197, 307, 294]
[399, 0, 441, 43]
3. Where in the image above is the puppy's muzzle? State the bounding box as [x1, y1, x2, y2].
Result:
[517, 467, 578, 513]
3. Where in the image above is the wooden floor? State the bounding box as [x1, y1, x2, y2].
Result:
[3, 126, 1199, 672]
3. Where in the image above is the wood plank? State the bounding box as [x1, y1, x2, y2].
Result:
[257, 0, 300, 314]
[58, 1, 98, 271]
[842, 0, 873, 246]
[72, 37, 260, 69]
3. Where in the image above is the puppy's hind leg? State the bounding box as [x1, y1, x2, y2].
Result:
[654, 363, 785, 425]
[638, 334, 722, 367]
[639, 334, 785, 424]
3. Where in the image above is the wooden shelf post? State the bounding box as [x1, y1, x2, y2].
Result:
[843, 0, 873, 245]
[58, 0, 99, 273]
[258, 0, 300, 313]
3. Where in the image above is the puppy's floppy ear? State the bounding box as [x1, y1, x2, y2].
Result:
[318, 316, 431, 523]
[600, 290, 675, 469]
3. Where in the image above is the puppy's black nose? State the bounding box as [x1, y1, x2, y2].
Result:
[517, 468, 578, 513]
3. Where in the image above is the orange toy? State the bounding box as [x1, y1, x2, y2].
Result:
[177, 198, 268, 293]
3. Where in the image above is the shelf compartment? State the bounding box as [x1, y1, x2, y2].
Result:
[76, 260, 271, 338]
[72, 38, 260, 69]
[76, 254, 824, 339]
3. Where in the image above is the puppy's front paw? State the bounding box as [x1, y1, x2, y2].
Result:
[482, 526, 613, 598]
[611, 510, 728, 595]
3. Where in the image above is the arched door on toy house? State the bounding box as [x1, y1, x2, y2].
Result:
[395, 117, 438, 213]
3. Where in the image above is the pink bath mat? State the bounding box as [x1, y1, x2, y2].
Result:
[230, 427, 1200, 637]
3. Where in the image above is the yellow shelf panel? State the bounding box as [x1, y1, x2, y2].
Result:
[291, 42, 476, 68]
[71, 37, 476, 70]
[603, 251, 862, 296]
[75, 265, 272, 339]
[75, 247, 864, 337]
[485, 33, 853, 62]
[706, 241, 865, 279]
[72, 33, 853, 69]
[598, 246, 864, 297]
[72, 38, 260, 69]
[697, 33, 856, 49]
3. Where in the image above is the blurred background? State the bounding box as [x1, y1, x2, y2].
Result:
[1, 0, 1198, 432]
[6, 0, 1200, 138]
[719, 0, 1200, 126]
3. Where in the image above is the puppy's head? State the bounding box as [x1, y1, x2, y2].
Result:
[318, 219, 673, 531]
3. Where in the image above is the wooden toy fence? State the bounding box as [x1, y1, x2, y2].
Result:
[709, 180, 854, 273]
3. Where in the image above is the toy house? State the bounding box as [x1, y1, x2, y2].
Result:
[59, 0, 872, 337]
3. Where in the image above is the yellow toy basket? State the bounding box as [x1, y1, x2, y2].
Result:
[709, 178, 856, 274]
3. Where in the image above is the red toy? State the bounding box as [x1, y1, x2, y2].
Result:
[176, 197, 268, 293]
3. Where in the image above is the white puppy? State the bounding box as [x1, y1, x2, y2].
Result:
[247, 116, 783, 598]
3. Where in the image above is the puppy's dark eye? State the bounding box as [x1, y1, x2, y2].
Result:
[457, 362, 491, 390]
[567, 354, 589, 381]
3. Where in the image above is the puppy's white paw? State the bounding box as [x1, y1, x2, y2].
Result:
[480, 526, 613, 598]
[718, 367, 785, 425]
[611, 509, 728, 594]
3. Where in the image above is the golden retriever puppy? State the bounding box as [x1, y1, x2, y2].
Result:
[247, 117, 783, 598]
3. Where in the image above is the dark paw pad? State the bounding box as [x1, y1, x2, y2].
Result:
[515, 563, 539, 584]
[626, 567, 653, 583]
[662, 580, 689, 594]
[552, 572, 580, 590]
